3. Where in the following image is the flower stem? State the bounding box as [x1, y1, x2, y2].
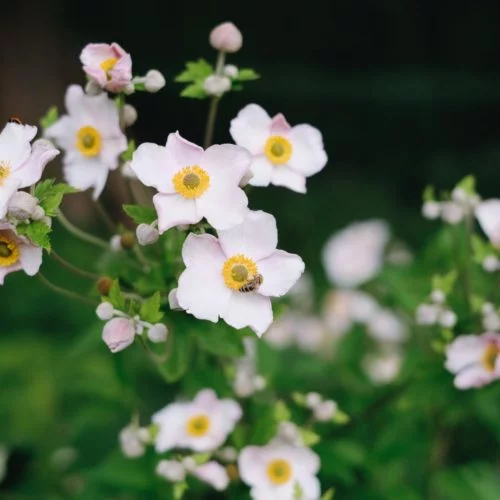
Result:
[203, 51, 226, 149]
[462, 212, 474, 314]
[38, 272, 97, 307]
[51, 250, 100, 280]
[57, 212, 110, 250]
[95, 198, 118, 233]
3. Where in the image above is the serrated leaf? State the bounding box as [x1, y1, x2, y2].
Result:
[298, 427, 320, 446]
[292, 392, 307, 407]
[274, 400, 291, 422]
[193, 452, 211, 465]
[123, 204, 157, 225]
[16, 220, 52, 250]
[332, 410, 350, 425]
[107, 279, 125, 310]
[175, 59, 213, 83]
[40, 106, 58, 131]
[173, 481, 188, 500]
[237, 68, 260, 81]
[180, 82, 207, 99]
[121, 139, 136, 162]
[140, 291, 164, 323]
[34, 180, 78, 217]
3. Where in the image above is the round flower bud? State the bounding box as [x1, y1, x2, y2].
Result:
[97, 276, 113, 295]
[122, 104, 138, 127]
[110, 235, 123, 252]
[123, 82, 136, 95]
[218, 446, 238, 462]
[102, 317, 136, 353]
[483, 312, 500, 331]
[7, 191, 38, 220]
[277, 421, 302, 445]
[136, 223, 159, 246]
[32, 206, 45, 221]
[441, 202, 464, 225]
[42, 216, 52, 228]
[209, 22, 243, 53]
[96, 301, 114, 320]
[181, 456, 197, 472]
[148, 323, 168, 343]
[120, 232, 136, 250]
[439, 309, 457, 328]
[422, 202, 441, 220]
[84, 80, 103, 96]
[156, 460, 186, 482]
[253, 375, 266, 391]
[144, 69, 166, 93]
[203, 75, 231, 97]
[313, 400, 338, 422]
[223, 64, 239, 78]
[168, 288, 183, 311]
[482, 302, 495, 315]
[483, 255, 499, 273]
[305, 392, 322, 409]
[416, 303, 440, 325]
[451, 187, 468, 203]
[430, 289, 445, 304]
[119, 425, 145, 458]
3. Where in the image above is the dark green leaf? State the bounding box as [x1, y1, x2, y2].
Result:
[123, 204, 157, 225]
[34, 179, 78, 217]
[140, 291, 164, 323]
[16, 220, 52, 250]
[107, 279, 125, 310]
[175, 59, 213, 83]
[39, 106, 58, 131]
[192, 323, 245, 357]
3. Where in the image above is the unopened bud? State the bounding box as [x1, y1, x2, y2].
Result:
[120, 232, 135, 250]
[439, 309, 457, 328]
[305, 392, 322, 409]
[441, 202, 464, 224]
[148, 323, 168, 343]
[168, 288, 182, 310]
[203, 75, 231, 97]
[42, 216, 52, 228]
[110, 235, 122, 252]
[156, 460, 186, 482]
[422, 201, 441, 220]
[7, 191, 38, 220]
[181, 456, 196, 472]
[430, 289, 445, 304]
[144, 70, 166, 93]
[136, 223, 159, 246]
[102, 317, 136, 353]
[209, 22, 243, 53]
[313, 400, 338, 422]
[223, 64, 238, 78]
[239, 169, 254, 188]
[218, 446, 238, 462]
[32, 206, 45, 220]
[97, 276, 113, 295]
[122, 104, 138, 127]
[483, 255, 499, 273]
[123, 82, 135, 95]
[96, 301, 114, 320]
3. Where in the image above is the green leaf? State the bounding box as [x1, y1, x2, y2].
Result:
[292, 392, 307, 407]
[237, 68, 260, 81]
[471, 235, 493, 264]
[34, 179, 78, 217]
[16, 220, 52, 251]
[158, 331, 192, 382]
[193, 452, 211, 465]
[175, 59, 213, 83]
[293, 482, 304, 499]
[173, 481, 188, 500]
[298, 427, 320, 446]
[274, 400, 292, 422]
[332, 410, 350, 425]
[192, 323, 245, 357]
[456, 174, 476, 195]
[321, 488, 335, 500]
[107, 279, 125, 310]
[123, 204, 157, 225]
[39, 106, 58, 131]
[140, 291, 164, 323]
[423, 185, 435, 202]
[121, 139, 136, 162]
[432, 269, 458, 295]
[180, 82, 207, 99]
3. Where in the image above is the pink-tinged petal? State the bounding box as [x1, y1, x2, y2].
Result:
[288, 446, 320, 476]
[271, 113, 292, 135]
[154, 193, 201, 233]
[0, 178, 21, 218]
[230, 104, 272, 154]
[0, 122, 37, 168]
[130, 143, 177, 193]
[0, 261, 22, 285]
[102, 317, 136, 353]
[192, 462, 229, 491]
[193, 388, 219, 407]
[218, 210, 278, 261]
[64, 85, 86, 117]
[19, 242, 43, 276]
[271, 165, 307, 193]
[200, 144, 251, 184]
[15, 139, 60, 188]
[165, 132, 203, 169]
[100, 135, 128, 170]
[476, 200, 500, 247]
[177, 266, 231, 323]
[63, 158, 109, 200]
[80, 43, 116, 66]
[287, 124, 327, 176]
[257, 250, 305, 297]
[297, 475, 321, 499]
[454, 365, 493, 389]
[222, 292, 273, 336]
[182, 233, 226, 269]
[108, 53, 133, 91]
[445, 335, 486, 374]
[110, 42, 128, 58]
[248, 156, 273, 187]
[238, 446, 268, 487]
[152, 403, 188, 452]
[83, 65, 107, 87]
[44, 116, 76, 150]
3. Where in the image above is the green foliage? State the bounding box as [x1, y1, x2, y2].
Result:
[235, 68, 260, 81]
[158, 331, 192, 382]
[423, 185, 435, 202]
[123, 204, 157, 225]
[175, 59, 213, 99]
[140, 292, 164, 323]
[274, 400, 292, 422]
[472, 234, 494, 264]
[432, 269, 458, 294]
[192, 322, 245, 357]
[16, 219, 51, 250]
[298, 426, 321, 446]
[321, 488, 335, 500]
[106, 279, 125, 310]
[455, 174, 476, 195]
[121, 139, 136, 162]
[39, 106, 58, 130]
[34, 179, 78, 217]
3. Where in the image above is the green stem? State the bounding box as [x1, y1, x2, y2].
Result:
[133, 245, 151, 269]
[95, 198, 118, 233]
[38, 272, 97, 307]
[51, 250, 100, 280]
[203, 51, 226, 148]
[57, 212, 109, 250]
[462, 212, 474, 313]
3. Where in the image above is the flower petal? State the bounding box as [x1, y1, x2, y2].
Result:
[182, 233, 226, 268]
[44, 116, 76, 150]
[130, 143, 176, 193]
[165, 132, 203, 169]
[248, 156, 273, 187]
[15, 139, 60, 188]
[63, 158, 109, 200]
[154, 193, 201, 233]
[0, 261, 22, 285]
[271, 165, 306, 193]
[238, 446, 268, 487]
[218, 210, 278, 261]
[222, 292, 273, 336]
[0, 178, 21, 219]
[287, 124, 327, 176]
[152, 403, 189, 453]
[200, 144, 251, 184]
[257, 250, 305, 297]
[19, 241, 43, 276]
[0, 122, 37, 167]
[192, 462, 229, 491]
[270, 113, 292, 135]
[476, 199, 500, 246]
[230, 104, 271, 154]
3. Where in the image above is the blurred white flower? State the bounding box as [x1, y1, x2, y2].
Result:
[203, 75, 231, 97]
[430, 289, 446, 304]
[483, 255, 500, 273]
[223, 64, 239, 78]
[416, 303, 440, 325]
[305, 392, 322, 409]
[438, 309, 457, 329]
[7, 191, 39, 221]
[96, 302, 114, 320]
[122, 104, 138, 127]
[363, 349, 402, 385]
[422, 201, 441, 220]
[156, 459, 186, 482]
[322, 220, 390, 288]
[313, 400, 338, 422]
[441, 201, 464, 225]
[275, 421, 303, 447]
[210, 22, 243, 53]
[119, 424, 148, 458]
[217, 446, 238, 462]
[144, 69, 166, 93]
[147, 323, 168, 343]
[191, 461, 230, 491]
[367, 309, 408, 343]
[476, 200, 500, 247]
[136, 223, 159, 246]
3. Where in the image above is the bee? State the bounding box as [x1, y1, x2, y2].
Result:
[8, 116, 23, 125]
[239, 274, 264, 293]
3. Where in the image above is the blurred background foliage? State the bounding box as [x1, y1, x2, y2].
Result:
[2, 0, 500, 498]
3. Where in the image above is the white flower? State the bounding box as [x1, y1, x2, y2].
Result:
[239, 442, 320, 500]
[445, 333, 500, 389]
[156, 460, 186, 482]
[363, 350, 402, 385]
[438, 309, 457, 329]
[476, 200, 500, 247]
[176, 211, 305, 335]
[275, 421, 303, 447]
[7, 191, 39, 221]
[204, 75, 231, 96]
[416, 303, 440, 325]
[430, 289, 446, 304]
[230, 104, 327, 193]
[168, 288, 182, 310]
[483, 255, 500, 273]
[482, 302, 495, 315]
[322, 220, 390, 288]
[136, 223, 159, 246]
[422, 201, 441, 220]
[0, 122, 59, 218]
[144, 69, 166, 93]
[0, 222, 43, 285]
[305, 392, 322, 409]
[102, 317, 137, 353]
[148, 323, 168, 343]
[152, 389, 242, 453]
[367, 309, 408, 343]
[130, 132, 251, 232]
[441, 201, 464, 225]
[313, 400, 338, 422]
[96, 302, 114, 320]
[191, 461, 230, 491]
[119, 424, 147, 458]
[483, 312, 500, 332]
[45, 85, 127, 199]
[224, 64, 239, 78]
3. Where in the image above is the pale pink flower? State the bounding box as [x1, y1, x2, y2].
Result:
[475, 200, 500, 248]
[176, 211, 305, 336]
[130, 132, 251, 232]
[209, 22, 243, 53]
[102, 317, 136, 353]
[80, 43, 132, 93]
[230, 104, 327, 193]
[191, 461, 230, 491]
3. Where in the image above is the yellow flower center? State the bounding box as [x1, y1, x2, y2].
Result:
[0, 234, 20, 267]
[100, 57, 118, 79]
[481, 343, 500, 372]
[267, 459, 292, 485]
[222, 254, 259, 291]
[172, 166, 210, 199]
[185, 414, 211, 437]
[0, 161, 11, 187]
[264, 135, 293, 165]
[76, 126, 102, 157]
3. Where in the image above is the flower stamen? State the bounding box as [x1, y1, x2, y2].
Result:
[0, 161, 11, 187]
[264, 135, 293, 165]
[76, 126, 102, 157]
[266, 459, 292, 485]
[185, 414, 211, 437]
[222, 255, 259, 291]
[100, 57, 118, 79]
[482, 342, 500, 372]
[172, 166, 210, 199]
[0, 234, 20, 267]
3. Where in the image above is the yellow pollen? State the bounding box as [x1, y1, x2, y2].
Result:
[0, 161, 11, 187]
[481, 343, 500, 372]
[172, 166, 210, 199]
[185, 414, 211, 437]
[222, 254, 259, 291]
[100, 57, 118, 79]
[76, 126, 102, 157]
[264, 135, 293, 165]
[267, 459, 292, 485]
[0, 234, 20, 267]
